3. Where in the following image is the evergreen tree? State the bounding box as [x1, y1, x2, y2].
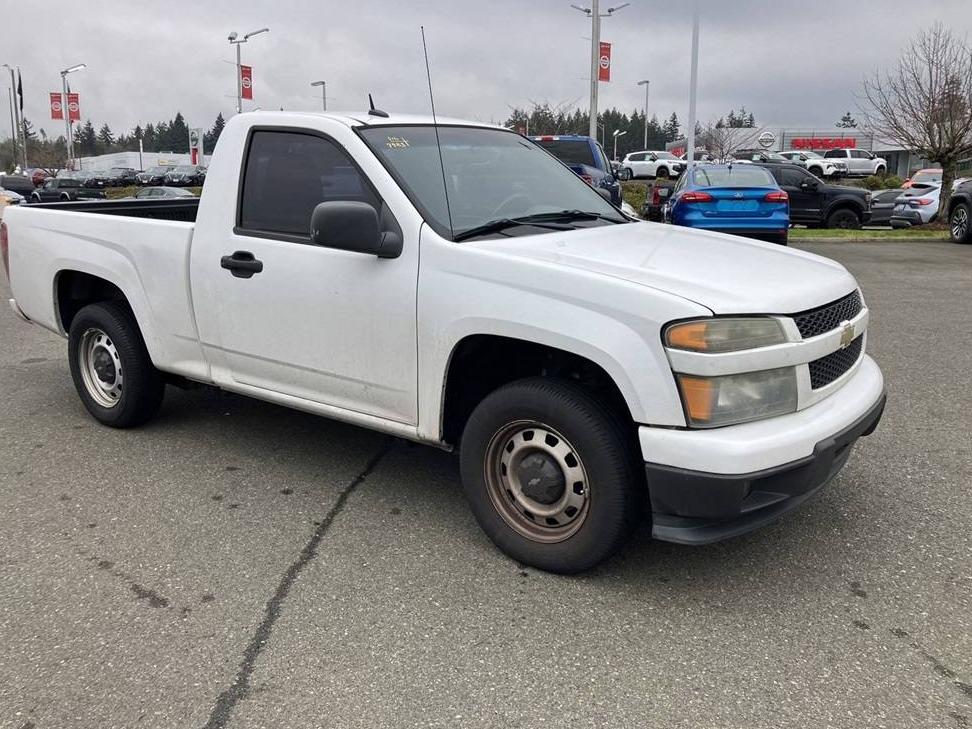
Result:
[78, 120, 97, 156]
[836, 111, 858, 128]
[97, 123, 115, 150]
[204, 113, 226, 150]
[663, 112, 680, 142]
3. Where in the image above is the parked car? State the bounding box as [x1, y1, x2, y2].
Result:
[901, 168, 942, 189]
[529, 135, 622, 206]
[0, 186, 26, 208]
[642, 180, 675, 222]
[732, 149, 798, 165]
[0, 174, 36, 199]
[754, 162, 871, 229]
[823, 148, 888, 176]
[79, 170, 111, 189]
[107, 167, 140, 186]
[29, 177, 106, 202]
[778, 150, 847, 178]
[867, 189, 907, 227]
[131, 186, 196, 200]
[163, 165, 207, 186]
[946, 177, 972, 243]
[618, 150, 684, 180]
[136, 166, 171, 186]
[890, 186, 941, 228]
[664, 163, 790, 245]
[2, 110, 885, 573]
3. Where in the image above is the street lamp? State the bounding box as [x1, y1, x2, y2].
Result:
[1, 64, 20, 168]
[571, 1, 629, 139]
[612, 128, 627, 161]
[637, 80, 650, 150]
[61, 63, 86, 169]
[228, 27, 269, 114]
[310, 80, 326, 111]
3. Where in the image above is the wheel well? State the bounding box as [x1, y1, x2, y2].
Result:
[441, 335, 633, 446]
[826, 201, 862, 220]
[55, 271, 130, 333]
[948, 195, 970, 218]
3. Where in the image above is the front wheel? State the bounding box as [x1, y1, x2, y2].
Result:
[620, 167, 633, 181]
[68, 301, 165, 428]
[460, 377, 642, 574]
[655, 167, 670, 180]
[827, 208, 861, 230]
[951, 202, 972, 243]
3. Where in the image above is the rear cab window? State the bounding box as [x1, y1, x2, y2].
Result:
[534, 139, 596, 168]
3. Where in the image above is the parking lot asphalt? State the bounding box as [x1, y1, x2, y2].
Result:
[1, 240, 970, 729]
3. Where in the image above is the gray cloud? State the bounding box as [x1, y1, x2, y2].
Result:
[4, 0, 971, 140]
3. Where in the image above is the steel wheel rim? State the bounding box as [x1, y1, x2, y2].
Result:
[78, 328, 123, 408]
[484, 421, 590, 543]
[952, 207, 968, 240]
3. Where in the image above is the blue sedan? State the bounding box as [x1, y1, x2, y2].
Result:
[665, 164, 790, 245]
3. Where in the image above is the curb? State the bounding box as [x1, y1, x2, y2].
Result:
[792, 237, 948, 244]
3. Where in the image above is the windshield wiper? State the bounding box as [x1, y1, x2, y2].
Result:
[453, 217, 575, 242]
[453, 210, 625, 242]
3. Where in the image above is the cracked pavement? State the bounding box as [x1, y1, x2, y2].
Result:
[0, 241, 970, 728]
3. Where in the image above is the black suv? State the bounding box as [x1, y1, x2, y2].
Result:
[754, 162, 871, 229]
[946, 178, 972, 244]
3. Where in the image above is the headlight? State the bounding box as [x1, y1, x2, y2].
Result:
[676, 367, 798, 428]
[665, 318, 786, 353]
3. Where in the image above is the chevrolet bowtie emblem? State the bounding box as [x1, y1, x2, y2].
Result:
[839, 322, 854, 348]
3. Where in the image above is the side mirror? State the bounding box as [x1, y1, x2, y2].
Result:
[596, 187, 613, 202]
[310, 201, 402, 259]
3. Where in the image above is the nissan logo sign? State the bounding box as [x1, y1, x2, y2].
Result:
[758, 131, 777, 149]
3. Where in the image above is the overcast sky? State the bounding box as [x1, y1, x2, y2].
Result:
[4, 0, 972, 139]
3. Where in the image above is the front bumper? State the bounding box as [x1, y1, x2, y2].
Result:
[640, 355, 885, 545]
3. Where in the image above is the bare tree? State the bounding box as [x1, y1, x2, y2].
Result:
[697, 121, 762, 162]
[860, 23, 972, 215]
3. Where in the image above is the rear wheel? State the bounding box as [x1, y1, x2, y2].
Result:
[772, 231, 789, 246]
[951, 202, 972, 243]
[827, 208, 861, 230]
[460, 377, 642, 574]
[68, 301, 165, 428]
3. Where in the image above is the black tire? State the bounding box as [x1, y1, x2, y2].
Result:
[656, 167, 670, 180]
[620, 167, 633, 181]
[772, 231, 789, 246]
[808, 166, 823, 177]
[460, 377, 642, 574]
[826, 207, 861, 230]
[951, 202, 972, 243]
[68, 301, 165, 428]
[875, 165, 886, 176]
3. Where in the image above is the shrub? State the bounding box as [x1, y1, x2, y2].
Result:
[863, 174, 902, 190]
[620, 181, 648, 213]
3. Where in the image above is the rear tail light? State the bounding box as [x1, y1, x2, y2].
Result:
[1, 221, 9, 283]
[909, 198, 934, 207]
[652, 187, 662, 205]
[580, 174, 594, 186]
[681, 191, 713, 203]
[764, 190, 789, 202]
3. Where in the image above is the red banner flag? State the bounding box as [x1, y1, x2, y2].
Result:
[67, 93, 80, 121]
[50, 92, 63, 120]
[240, 65, 253, 100]
[598, 42, 612, 82]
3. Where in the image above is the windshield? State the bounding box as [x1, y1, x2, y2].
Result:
[173, 166, 195, 173]
[802, 151, 823, 159]
[655, 152, 677, 160]
[694, 166, 776, 187]
[359, 126, 625, 240]
[532, 139, 596, 168]
[912, 170, 943, 183]
[147, 167, 167, 174]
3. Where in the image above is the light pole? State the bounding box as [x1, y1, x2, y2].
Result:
[310, 80, 326, 111]
[612, 129, 627, 161]
[60, 63, 86, 170]
[571, 2, 629, 139]
[685, 3, 700, 165]
[637, 79, 650, 149]
[228, 28, 269, 114]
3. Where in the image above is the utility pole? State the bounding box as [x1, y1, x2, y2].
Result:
[685, 3, 700, 165]
[5, 87, 16, 166]
[637, 79, 650, 149]
[571, 2, 628, 139]
[60, 64, 85, 170]
[2, 65, 20, 169]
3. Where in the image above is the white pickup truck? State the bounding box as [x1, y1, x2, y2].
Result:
[2, 111, 885, 573]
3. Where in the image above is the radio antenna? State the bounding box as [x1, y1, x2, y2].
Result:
[421, 26, 455, 239]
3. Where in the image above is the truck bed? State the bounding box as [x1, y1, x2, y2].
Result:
[27, 198, 199, 222]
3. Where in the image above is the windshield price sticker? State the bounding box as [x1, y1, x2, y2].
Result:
[385, 136, 410, 149]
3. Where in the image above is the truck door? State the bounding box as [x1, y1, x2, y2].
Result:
[777, 166, 820, 223]
[196, 129, 418, 425]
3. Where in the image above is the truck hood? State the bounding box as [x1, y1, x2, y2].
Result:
[472, 222, 857, 314]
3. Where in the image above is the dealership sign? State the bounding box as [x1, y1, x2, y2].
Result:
[757, 131, 777, 149]
[189, 127, 204, 165]
[792, 136, 856, 150]
[240, 65, 253, 100]
[50, 93, 63, 120]
[67, 93, 80, 121]
[598, 42, 611, 82]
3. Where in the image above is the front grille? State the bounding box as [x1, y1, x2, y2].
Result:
[809, 335, 863, 389]
[792, 291, 863, 339]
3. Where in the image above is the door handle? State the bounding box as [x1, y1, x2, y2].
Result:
[220, 251, 263, 279]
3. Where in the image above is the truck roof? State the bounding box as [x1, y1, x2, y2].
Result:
[241, 110, 502, 130]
